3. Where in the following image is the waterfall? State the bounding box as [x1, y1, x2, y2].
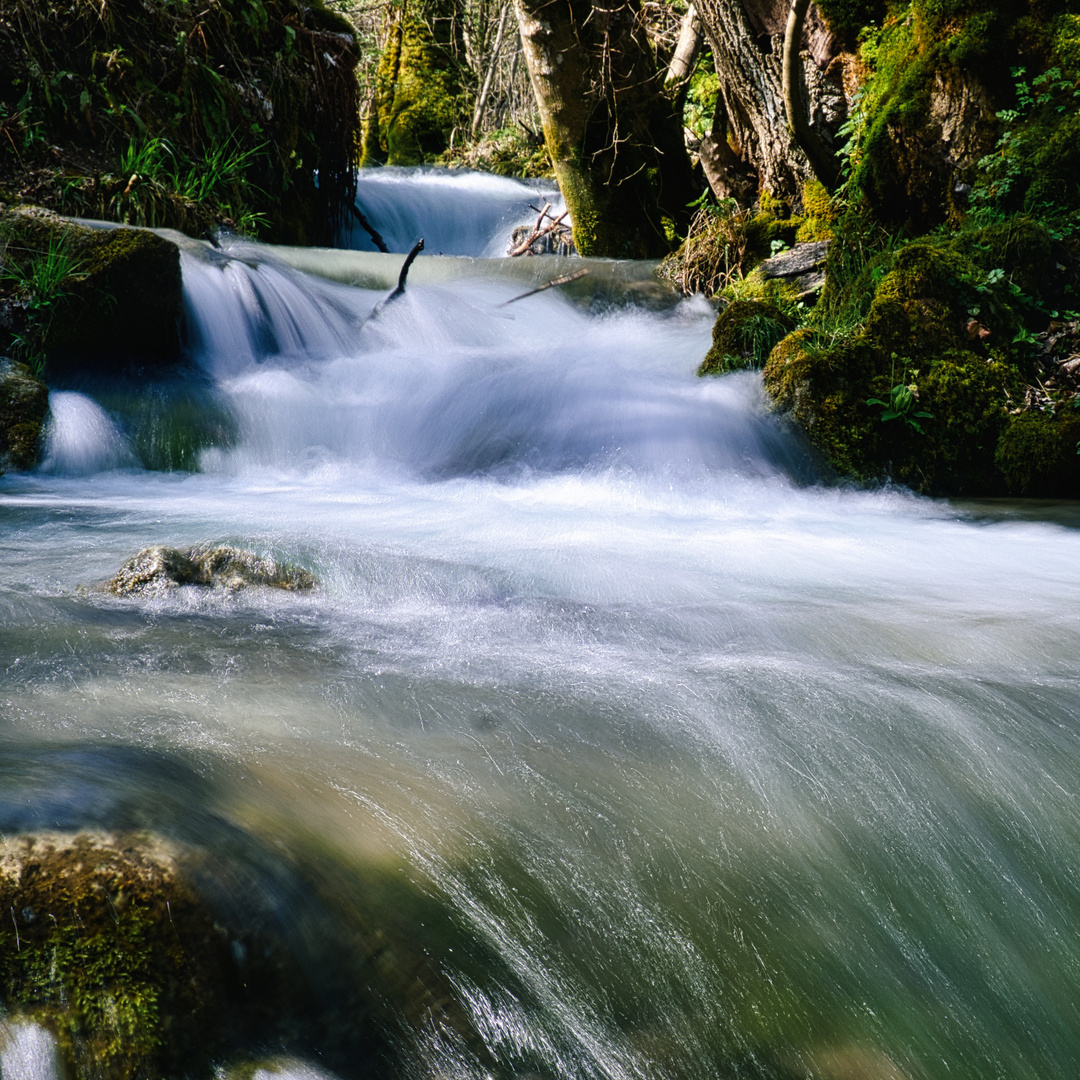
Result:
[346, 166, 565, 257]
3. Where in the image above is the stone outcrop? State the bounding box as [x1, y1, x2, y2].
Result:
[104, 545, 317, 596]
[0, 359, 48, 473]
[1, 207, 183, 372]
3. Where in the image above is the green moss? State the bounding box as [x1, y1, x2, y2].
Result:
[699, 300, 797, 375]
[795, 179, 838, 242]
[764, 330, 881, 480]
[761, 213, 1071, 494]
[0, 834, 235, 1080]
[1053, 13, 1080, 73]
[814, 0, 888, 44]
[361, 12, 466, 167]
[911, 349, 1021, 492]
[0, 361, 49, 473]
[995, 408, 1080, 494]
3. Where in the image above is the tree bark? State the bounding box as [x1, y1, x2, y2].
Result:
[693, 0, 843, 204]
[782, 0, 839, 188]
[512, 0, 695, 257]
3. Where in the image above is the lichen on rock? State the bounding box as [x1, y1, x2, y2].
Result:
[104, 545, 317, 596]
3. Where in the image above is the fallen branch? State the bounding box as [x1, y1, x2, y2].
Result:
[388, 237, 425, 300]
[349, 202, 389, 253]
[498, 268, 589, 306]
[364, 238, 425, 324]
[509, 205, 570, 256]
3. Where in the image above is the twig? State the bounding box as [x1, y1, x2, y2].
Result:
[363, 238, 425, 325]
[498, 268, 589, 306]
[349, 202, 389, 253]
[388, 237, 424, 300]
[509, 207, 570, 256]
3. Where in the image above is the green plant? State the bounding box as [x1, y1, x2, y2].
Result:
[1, 231, 84, 376]
[866, 356, 932, 433]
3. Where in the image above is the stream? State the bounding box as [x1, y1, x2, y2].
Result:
[3, 168, 1080, 1080]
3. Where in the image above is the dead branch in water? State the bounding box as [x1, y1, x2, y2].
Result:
[364, 238, 426, 325]
[509, 203, 570, 256]
[499, 268, 589, 306]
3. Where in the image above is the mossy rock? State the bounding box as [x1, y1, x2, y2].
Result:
[763, 332, 1026, 495]
[995, 409, 1080, 496]
[0, 359, 48, 473]
[763, 329, 882, 481]
[103, 544, 317, 596]
[699, 300, 797, 376]
[904, 349, 1021, 493]
[1, 208, 182, 373]
[0, 832, 288, 1080]
[361, 13, 466, 167]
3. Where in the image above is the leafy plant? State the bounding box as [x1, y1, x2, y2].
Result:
[867, 378, 932, 433]
[1, 232, 84, 377]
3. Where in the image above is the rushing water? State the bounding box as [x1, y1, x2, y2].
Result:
[3, 172, 1080, 1080]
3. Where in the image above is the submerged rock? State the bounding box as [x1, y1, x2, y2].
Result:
[0, 359, 49, 473]
[104, 545, 316, 596]
[0, 829, 405, 1080]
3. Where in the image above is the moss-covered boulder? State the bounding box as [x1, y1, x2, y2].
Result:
[360, 10, 467, 167]
[0, 359, 48, 473]
[699, 300, 797, 376]
[0, 832, 292, 1080]
[762, 218, 1080, 496]
[104, 545, 316, 596]
[1, 208, 183, 374]
[995, 409, 1080, 496]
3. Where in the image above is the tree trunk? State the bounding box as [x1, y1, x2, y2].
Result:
[782, 0, 839, 188]
[512, 0, 695, 257]
[693, 0, 843, 204]
[665, 4, 703, 115]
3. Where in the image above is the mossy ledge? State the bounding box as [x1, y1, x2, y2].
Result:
[1, 207, 184, 371]
[761, 222, 1080, 497]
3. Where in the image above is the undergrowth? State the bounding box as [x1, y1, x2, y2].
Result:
[0, 0, 361, 243]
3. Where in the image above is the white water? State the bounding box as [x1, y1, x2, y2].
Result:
[348, 167, 564, 256]
[3, 176, 1080, 1080]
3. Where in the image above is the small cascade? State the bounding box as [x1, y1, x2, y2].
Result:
[40, 392, 136, 474]
[346, 166, 566, 257]
[175, 238, 814, 484]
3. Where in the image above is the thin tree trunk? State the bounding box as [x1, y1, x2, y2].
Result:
[471, 0, 511, 138]
[512, 0, 693, 257]
[665, 3, 703, 113]
[782, 0, 838, 187]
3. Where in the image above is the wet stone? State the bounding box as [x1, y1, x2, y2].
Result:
[103, 544, 316, 595]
